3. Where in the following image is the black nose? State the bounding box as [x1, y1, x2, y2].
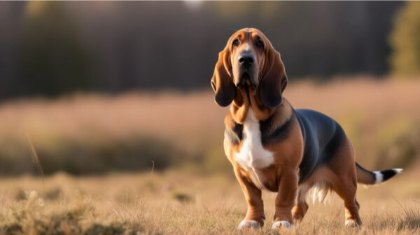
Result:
[239, 55, 254, 66]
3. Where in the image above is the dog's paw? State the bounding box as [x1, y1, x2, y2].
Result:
[345, 219, 361, 228]
[271, 220, 292, 230]
[238, 220, 261, 230]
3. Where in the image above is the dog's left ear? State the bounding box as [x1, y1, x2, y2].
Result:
[259, 47, 288, 108]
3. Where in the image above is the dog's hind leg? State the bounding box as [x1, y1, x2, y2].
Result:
[332, 175, 362, 227]
[327, 134, 362, 226]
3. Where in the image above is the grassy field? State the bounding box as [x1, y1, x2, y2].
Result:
[0, 78, 419, 234]
[0, 78, 419, 175]
[0, 170, 419, 235]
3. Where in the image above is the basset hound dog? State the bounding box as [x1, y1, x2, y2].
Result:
[211, 28, 402, 230]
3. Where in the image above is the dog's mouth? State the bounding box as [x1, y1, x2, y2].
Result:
[236, 73, 256, 104]
[236, 72, 257, 89]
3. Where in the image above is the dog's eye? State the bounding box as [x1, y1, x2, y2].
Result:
[232, 39, 240, 47]
[255, 39, 264, 49]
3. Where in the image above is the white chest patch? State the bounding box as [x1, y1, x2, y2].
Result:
[234, 110, 274, 188]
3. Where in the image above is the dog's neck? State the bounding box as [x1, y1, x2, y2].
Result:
[230, 87, 281, 124]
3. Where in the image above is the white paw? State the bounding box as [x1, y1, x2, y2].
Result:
[272, 220, 292, 230]
[238, 220, 261, 230]
[345, 219, 358, 227]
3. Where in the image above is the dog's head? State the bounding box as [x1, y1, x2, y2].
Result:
[211, 28, 288, 108]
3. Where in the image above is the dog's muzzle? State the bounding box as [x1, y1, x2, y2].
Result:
[237, 53, 256, 87]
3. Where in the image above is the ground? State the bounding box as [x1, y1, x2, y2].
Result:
[0, 169, 419, 235]
[0, 78, 419, 234]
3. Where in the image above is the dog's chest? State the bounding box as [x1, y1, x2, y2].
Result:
[233, 111, 274, 188]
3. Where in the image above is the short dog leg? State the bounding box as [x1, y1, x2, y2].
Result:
[272, 170, 298, 230]
[292, 199, 308, 223]
[333, 177, 362, 227]
[292, 186, 309, 223]
[234, 167, 265, 229]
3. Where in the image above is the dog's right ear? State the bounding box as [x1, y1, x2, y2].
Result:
[211, 49, 236, 107]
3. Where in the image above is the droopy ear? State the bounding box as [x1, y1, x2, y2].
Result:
[259, 47, 288, 108]
[211, 49, 236, 107]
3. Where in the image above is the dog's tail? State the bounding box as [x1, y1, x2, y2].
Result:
[356, 162, 402, 185]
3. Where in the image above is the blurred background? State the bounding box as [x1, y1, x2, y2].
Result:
[0, 1, 419, 176]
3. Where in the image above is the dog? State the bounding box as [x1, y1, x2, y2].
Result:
[210, 28, 402, 230]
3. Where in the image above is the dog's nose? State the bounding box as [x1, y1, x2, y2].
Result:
[239, 54, 254, 67]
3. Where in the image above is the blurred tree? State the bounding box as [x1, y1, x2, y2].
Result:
[15, 2, 93, 97]
[0, 2, 404, 99]
[0, 2, 25, 99]
[389, 2, 420, 77]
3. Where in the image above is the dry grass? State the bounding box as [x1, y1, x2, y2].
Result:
[0, 170, 419, 235]
[0, 78, 420, 234]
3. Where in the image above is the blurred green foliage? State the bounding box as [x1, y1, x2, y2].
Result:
[375, 118, 419, 169]
[0, 2, 405, 99]
[341, 116, 420, 170]
[16, 2, 93, 97]
[390, 2, 420, 76]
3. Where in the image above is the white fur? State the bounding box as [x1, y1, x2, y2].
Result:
[234, 110, 274, 189]
[272, 220, 292, 229]
[238, 220, 260, 229]
[345, 219, 358, 227]
[374, 168, 403, 184]
[373, 171, 383, 183]
[394, 168, 403, 174]
[309, 182, 330, 203]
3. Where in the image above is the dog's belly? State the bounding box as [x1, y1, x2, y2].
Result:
[234, 110, 274, 189]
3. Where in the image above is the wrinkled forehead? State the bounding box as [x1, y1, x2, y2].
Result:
[228, 28, 268, 43]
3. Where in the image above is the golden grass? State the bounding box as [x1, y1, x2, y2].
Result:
[0, 78, 419, 233]
[0, 170, 419, 235]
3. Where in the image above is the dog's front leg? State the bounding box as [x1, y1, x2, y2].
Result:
[272, 169, 298, 229]
[233, 166, 265, 229]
